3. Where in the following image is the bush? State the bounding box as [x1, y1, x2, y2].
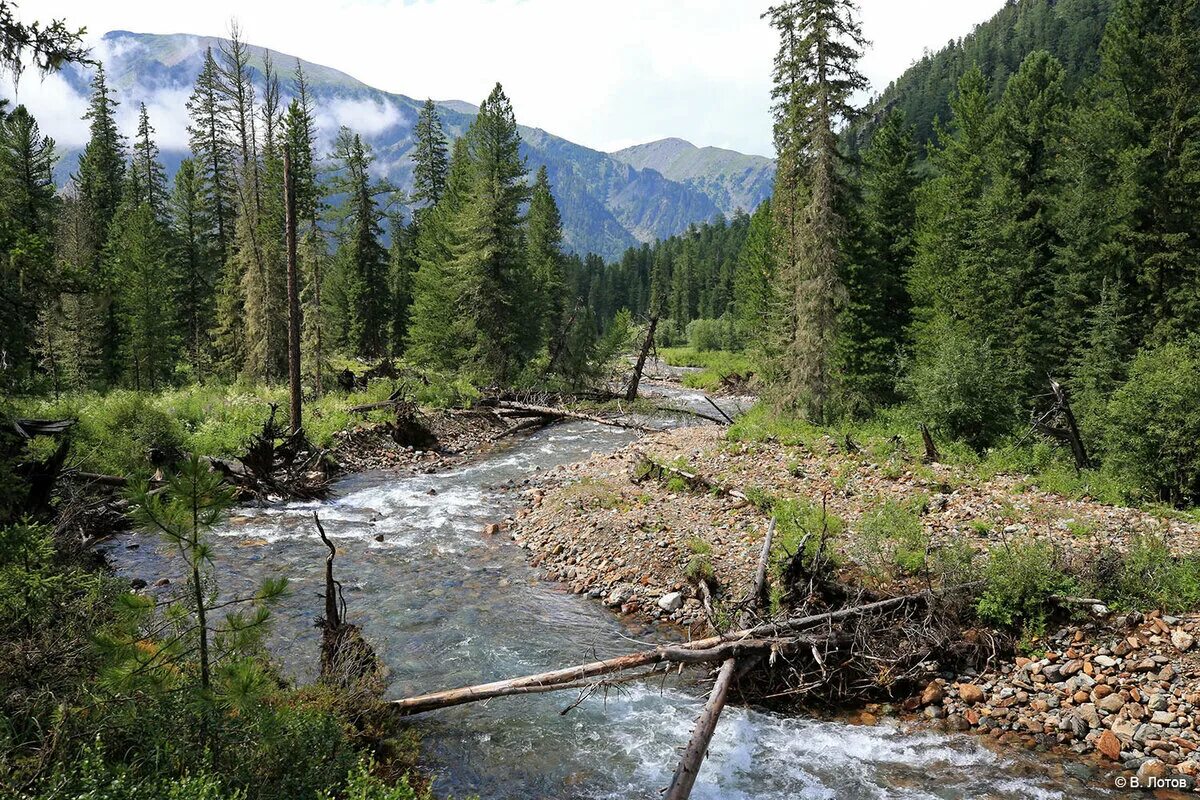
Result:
[65, 391, 185, 477]
[905, 322, 1018, 449]
[976, 538, 1072, 631]
[1106, 535, 1200, 612]
[1102, 339, 1200, 505]
[853, 500, 929, 581]
[685, 317, 744, 352]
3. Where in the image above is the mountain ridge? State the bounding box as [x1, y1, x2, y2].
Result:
[52, 30, 773, 259]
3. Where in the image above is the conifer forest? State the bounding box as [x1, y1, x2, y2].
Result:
[3, 1, 1200, 798]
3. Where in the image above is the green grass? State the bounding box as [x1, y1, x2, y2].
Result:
[727, 402, 1154, 510]
[9, 380, 437, 479]
[657, 347, 755, 392]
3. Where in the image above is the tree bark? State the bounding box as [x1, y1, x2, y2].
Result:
[391, 591, 928, 715]
[284, 150, 302, 435]
[664, 657, 737, 800]
[626, 315, 658, 401]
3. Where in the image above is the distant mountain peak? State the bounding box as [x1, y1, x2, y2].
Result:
[52, 29, 771, 258]
[612, 138, 774, 218]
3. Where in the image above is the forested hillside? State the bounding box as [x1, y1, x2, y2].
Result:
[593, 0, 1200, 507]
[850, 0, 1114, 150]
[49, 30, 747, 259]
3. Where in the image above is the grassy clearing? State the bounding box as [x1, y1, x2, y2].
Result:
[7, 378, 465, 479]
[657, 347, 756, 392]
[727, 403, 1159, 510]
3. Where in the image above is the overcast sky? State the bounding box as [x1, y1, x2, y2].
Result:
[12, 0, 1005, 157]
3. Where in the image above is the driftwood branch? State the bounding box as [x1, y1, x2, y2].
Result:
[753, 517, 776, 611]
[493, 401, 658, 433]
[665, 657, 737, 800]
[391, 591, 931, 716]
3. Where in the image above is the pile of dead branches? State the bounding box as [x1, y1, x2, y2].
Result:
[210, 404, 332, 500]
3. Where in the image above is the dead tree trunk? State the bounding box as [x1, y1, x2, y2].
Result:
[626, 316, 658, 401]
[665, 657, 737, 800]
[314, 512, 343, 630]
[284, 150, 302, 436]
[494, 401, 657, 433]
[1030, 378, 1092, 471]
[391, 591, 929, 715]
[1052, 379, 1091, 470]
[920, 423, 940, 463]
[753, 517, 776, 611]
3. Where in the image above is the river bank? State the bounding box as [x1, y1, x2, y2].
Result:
[509, 413, 1200, 792]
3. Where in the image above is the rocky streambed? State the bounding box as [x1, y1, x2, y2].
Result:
[104, 386, 1120, 798]
[511, 419, 1200, 793]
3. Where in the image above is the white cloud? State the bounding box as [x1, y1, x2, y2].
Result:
[1, 71, 90, 150]
[316, 97, 408, 141]
[6, 0, 1007, 159]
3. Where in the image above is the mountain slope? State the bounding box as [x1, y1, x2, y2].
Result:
[54, 30, 746, 259]
[852, 0, 1114, 150]
[611, 137, 774, 217]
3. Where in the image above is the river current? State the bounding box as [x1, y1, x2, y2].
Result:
[104, 388, 1110, 799]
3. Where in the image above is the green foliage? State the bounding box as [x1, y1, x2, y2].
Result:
[1102, 339, 1200, 505]
[327, 758, 432, 800]
[1105, 536, 1200, 612]
[976, 538, 1072, 630]
[905, 321, 1017, 449]
[658, 347, 755, 392]
[854, 500, 929, 580]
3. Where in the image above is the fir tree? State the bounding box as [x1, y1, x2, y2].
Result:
[837, 108, 919, 411]
[411, 99, 449, 210]
[526, 165, 565, 348]
[764, 0, 868, 420]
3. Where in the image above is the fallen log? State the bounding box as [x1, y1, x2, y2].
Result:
[753, 517, 777, 611]
[633, 456, 749, 503]
[665, 657, 737, 800]
[652, 404, 728, 426]
[391, 590, 930, 715]
[493, 401, 658, 433]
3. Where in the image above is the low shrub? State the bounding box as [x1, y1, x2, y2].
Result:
[853, 500, 929, 581]
[976, 538, 1072, 631]
[1102, 339, 1200, 505]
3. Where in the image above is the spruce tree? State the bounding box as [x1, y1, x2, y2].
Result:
[526, 164, 565, 348]
[327, 128, 392, 358]
[108, 198, 177, 390]
[764, 0, 867, 420]
[450, 83, 532, 381]
[411, 99, 449, 210]
[837, 108, 919, 411]
[132, 103, 169, 219]
[989, 51, 1070, 398]
[284, 73, 326, 392]
[186, 47, 234, 269]
[172, 158, 214, 377]
[0, 104, 57, 382]
[75, 64, 125, 258]
[1076, 0, 1200, 342]
[407, 137, 475, 369]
